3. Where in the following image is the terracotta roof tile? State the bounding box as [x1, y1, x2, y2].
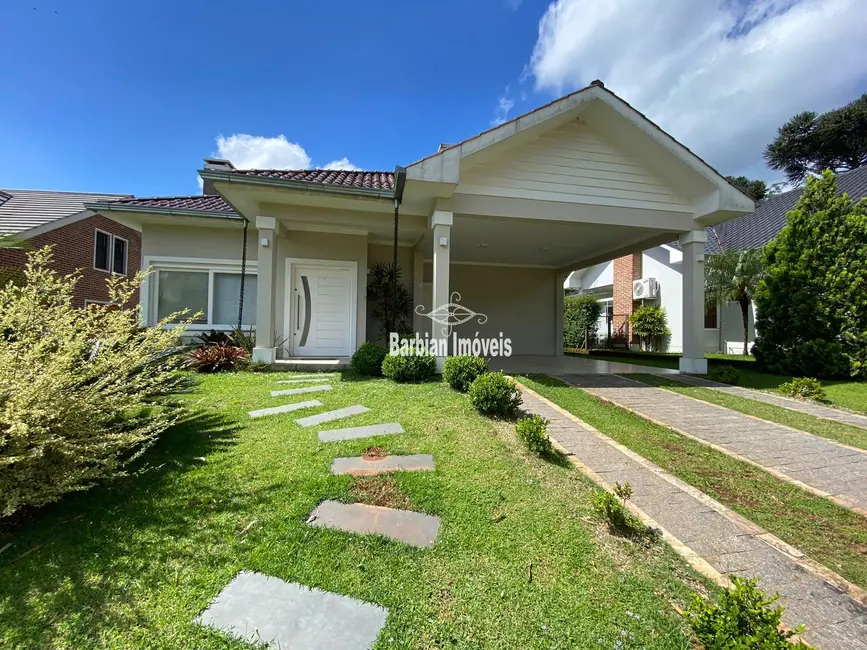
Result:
[236, 169, 395, 191]
[105, 195, 236, 213]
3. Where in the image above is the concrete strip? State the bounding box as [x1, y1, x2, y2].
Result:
[195, 571, 386, 650]
[319, 422, 405, 443]
[275, 377, 339, 384]
[516, 382, 867, 648]
[561, 373, 867, 517]
[248, 400, 323, 419]
[271, 384, 333, 397]
[331, 454, 435, 476]
[297, 405, 370, 428]
[307, 500, 440, 548]
[276, 373, 339, 382]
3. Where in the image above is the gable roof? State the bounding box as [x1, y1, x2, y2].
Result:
[0, 188, 128, 236]
[234, 169, 395, 191]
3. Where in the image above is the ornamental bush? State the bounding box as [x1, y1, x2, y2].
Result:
[628, 305, 670, 351]
[381, 350, 436, 382]
[563, 295, 604, 349]
[515, 414, 552, 455]
[685, 576, 814, 649]
[753, 171, 867, 378]
[779, 377, 829, 403]
[442, 355, 488, 392]
[351, 341, 388, 376]
[468, 371, 522, 417]
[0, 248, 191, 517]
[188, 342, 248, 373]
[708, 364, 739, 385]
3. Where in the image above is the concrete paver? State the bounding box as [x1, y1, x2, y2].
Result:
[248, 400, 323, 419]
[331, 454, 435, 475]
[318, 422, 405, 443]
[307, 500, 441, 548]
[270, 384, 332, 397]
[297, 405, 371, 428]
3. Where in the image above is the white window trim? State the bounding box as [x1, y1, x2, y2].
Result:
[142, 256, 258, 330]
[94, 229, 129, 276]
[112, 234, 129, 276]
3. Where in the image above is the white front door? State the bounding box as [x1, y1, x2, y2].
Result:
[291, 265, 353, 357]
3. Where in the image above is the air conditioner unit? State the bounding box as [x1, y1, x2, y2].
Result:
[633, 278, 659, 300]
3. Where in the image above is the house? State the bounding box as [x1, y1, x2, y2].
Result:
[566, 164, 867, 354]
[0, 189, 141, 307]
[87, 81, 754, 374]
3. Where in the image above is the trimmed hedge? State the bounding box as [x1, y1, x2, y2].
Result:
[351, 342, 388, 376]
[442, 355, 488, 392]
[468, 371, 522, 417]
[382, 350, 436, 383]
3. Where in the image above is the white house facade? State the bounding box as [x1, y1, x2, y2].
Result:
[88, 81, 754, 374]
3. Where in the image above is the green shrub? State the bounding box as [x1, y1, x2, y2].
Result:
[708, 364, 739, 385]
[628, 305, 670, 351]
[515, 414, 552, 455]
[229, 326, 255, 355]
[779, 377, 829, 403]
[351, 342, 388, 376]
[248, 361, 272, 373]
[468, 371, 522, 417]
[563, 295, 604, 349]
[0, 247, 191, 517]
[442, 355, 488, 392]
[381, 350, 436, 382]
[591, 487, 656, 541]
[685, 576, 814, 649]
[754, 171, 867, 378]
[188, 343, 248, 373]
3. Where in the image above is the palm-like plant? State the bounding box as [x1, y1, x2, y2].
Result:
[704, 248, 765, 356]
[366, 262, 413, 342]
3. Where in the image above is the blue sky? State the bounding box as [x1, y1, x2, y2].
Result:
[2, 0, 865, 197]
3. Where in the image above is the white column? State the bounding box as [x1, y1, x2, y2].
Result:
[554, 271, 568, 355]
[252, 216, 279, 364]
[679, 229, 708, 374]
[412, 249, 424, 334]
[430, 209, 452, 371]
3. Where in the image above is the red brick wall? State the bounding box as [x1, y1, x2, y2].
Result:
[0, 214, 141, 308]
[612, 253, 642, 342]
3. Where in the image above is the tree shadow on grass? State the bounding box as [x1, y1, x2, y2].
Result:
[0, 408, 275, 648]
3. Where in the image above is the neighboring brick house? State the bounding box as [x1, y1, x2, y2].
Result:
[0, 189, 141, 307]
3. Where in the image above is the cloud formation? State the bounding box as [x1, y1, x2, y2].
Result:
[214, 134, 360, 171]
[526, 0, 867, 180]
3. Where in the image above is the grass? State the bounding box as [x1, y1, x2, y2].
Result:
[518, 375, 867, 592]
[576, 351, 867, 414]
[626, 373, 867, 451]
[0, 372, 711, 650]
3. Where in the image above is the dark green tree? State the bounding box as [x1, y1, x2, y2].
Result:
[764, 94, 867, 184]
[563, 294, 604, 349]
[366, 262, 413, 342]
[704, 248, 764, 356]
[725, 176, 768, 202]
[753, 171, 867, 378]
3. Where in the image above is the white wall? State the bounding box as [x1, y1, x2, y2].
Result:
[720, 301, 756, 355]
[565, 260, 613, 291]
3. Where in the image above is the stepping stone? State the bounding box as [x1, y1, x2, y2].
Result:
[195, 570, 386, 650]
[277, 373, 338, 381]
[319, 422, 405, 443]
[307, 500, 441, 548]
[271, 384, 332, 397]
[249, 400, 323, 419]
[331, 453, 435, 475]
[275, 377, 338, 385]
[297, 405, 370, 428]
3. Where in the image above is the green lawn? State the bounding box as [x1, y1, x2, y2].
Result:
[0, 372, 710, 650]
[519, 375, 867, 592]
[627, 373, 867, 451]
[577, 351, 867, 414]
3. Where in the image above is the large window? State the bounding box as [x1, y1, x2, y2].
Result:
[94, 229, 128, 275]
[154, 266, 257, 327]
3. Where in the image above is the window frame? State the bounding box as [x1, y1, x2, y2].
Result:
[94, 229, 129, 276]
[144, 256, 258, 331]
[112, 235, 129, 276]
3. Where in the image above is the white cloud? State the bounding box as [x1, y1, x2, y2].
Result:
[491, 93, 516, 126]
[215, 134, 311, 169]
[527, 0, 867, 180]
[323, 157, 362, 171]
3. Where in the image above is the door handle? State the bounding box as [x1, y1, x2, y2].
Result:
[296, 294, 302, 331]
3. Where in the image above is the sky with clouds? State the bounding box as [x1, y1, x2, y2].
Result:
[1, 0, 864, 196]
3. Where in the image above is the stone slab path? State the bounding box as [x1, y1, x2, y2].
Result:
[307, 500, 441, 548]
[196, 571, 387, 649]
[560, 374, 867, 516]
[672, 374, 867, 431]
[271, 384, 332, 397]
[520, 387, 867, 650]
[249, 400, 323, 419]
[331, 454, 435, 476]
[319, 422, 405, 443]
[275, 373, 338, 383]
[275, 377, 338, 385]
[297, 405, 371, 428]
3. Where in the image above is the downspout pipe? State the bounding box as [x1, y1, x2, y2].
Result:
[238, 217, 249, 331]
[392, 166, 407, 268]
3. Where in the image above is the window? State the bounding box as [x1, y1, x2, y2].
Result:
[94, 230, 128, 275]
[704, 302, 718, 329]
[154, 267, 257, 327]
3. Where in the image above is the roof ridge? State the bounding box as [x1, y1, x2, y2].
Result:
[110, 194, 219, 201]
[0, 188, 129, 197]
[238, 168, 395, 174]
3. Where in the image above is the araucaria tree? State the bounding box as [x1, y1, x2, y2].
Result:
[725, 176, 768, 202]
[0, 247, 192, 516]
[753, 171, 867, 378]
[764, 93, 867, 184]
[704, 248, 764, 356]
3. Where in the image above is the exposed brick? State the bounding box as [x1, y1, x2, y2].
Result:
[612, 254, 642, 343]
[0, 214, 141, 308]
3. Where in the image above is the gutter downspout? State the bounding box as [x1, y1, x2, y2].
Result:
[238, 217, 249, 331]
[392, 166, 407, 268]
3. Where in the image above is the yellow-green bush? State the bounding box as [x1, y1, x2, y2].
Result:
[0, 248, 193, 517]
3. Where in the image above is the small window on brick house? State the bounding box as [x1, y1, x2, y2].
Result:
[94, 230, 111, 271]
[113, 237, 128, 275]
[704, 302, 718, 329]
